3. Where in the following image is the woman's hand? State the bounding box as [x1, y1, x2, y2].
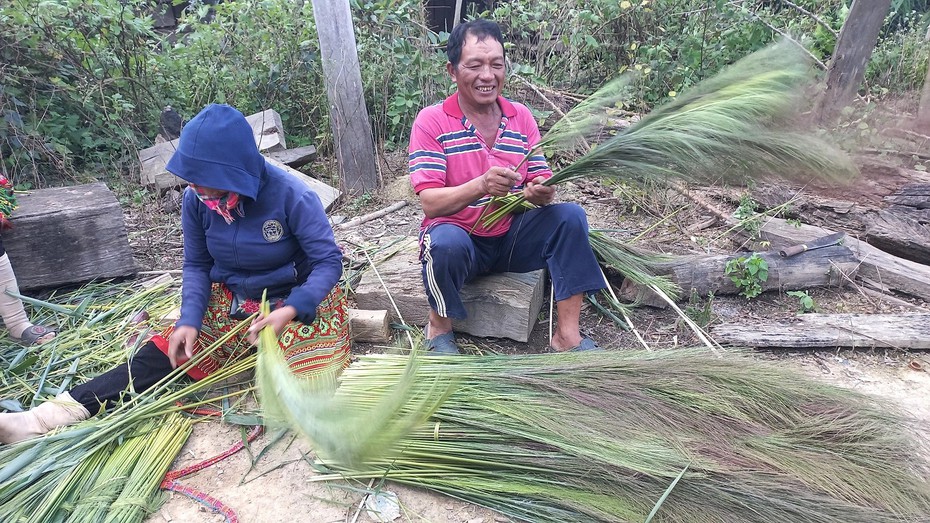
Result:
[167, 325, 199, 368]
[247, 305, 298, 346]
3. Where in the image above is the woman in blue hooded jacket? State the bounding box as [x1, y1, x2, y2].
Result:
[0, 104, 350, 443]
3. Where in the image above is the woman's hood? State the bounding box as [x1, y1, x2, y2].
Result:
[165, 104, 264, 199]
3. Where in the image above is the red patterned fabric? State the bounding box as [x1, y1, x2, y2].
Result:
[154, 283, 350, 380]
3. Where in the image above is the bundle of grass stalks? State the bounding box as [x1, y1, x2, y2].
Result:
[481, 40, 858, 226]
[0, 279, 260, 522]
[255, 297, 452, 467]
[295, 350, 930, 523]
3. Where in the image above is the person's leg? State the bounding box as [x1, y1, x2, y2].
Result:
[419, 224, 496, 352]
[0, 340, 175, 443]
[69, 340, 176, 413]
[494, 204, 606, 350]
[420, 225, 478, 334]
[0, 247, 54, 344]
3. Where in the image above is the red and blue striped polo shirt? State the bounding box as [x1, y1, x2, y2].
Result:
[408, 93, 552, 237]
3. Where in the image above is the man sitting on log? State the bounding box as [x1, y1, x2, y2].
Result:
[408, 19, 604, 354]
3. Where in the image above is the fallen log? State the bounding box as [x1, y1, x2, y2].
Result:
[618, 245, 857, 307]
[348, 309, 391, 343]
[4, 183, 137, 290]
[712, 313, 930, 349]
[759, 217, 930, 302]
[353, 238, 546, 342]
[864, 209, 930, 265]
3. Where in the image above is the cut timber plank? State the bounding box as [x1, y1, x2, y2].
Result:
[4, 183, 137, 290]
[348, 309, 390, 343]
[140, 109, 287, 192]
[713, 313, 930, 349]
[353, 238, 546, 342]
[760, 218, 930, 302]
[267, 145, 317, 168]
[619, 245, 857, 307]
[264, 156, 339, 211]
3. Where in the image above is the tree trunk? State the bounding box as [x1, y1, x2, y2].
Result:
[814, 0, 892, 125]
[713, 313, 930, 349]
[915, 27, 930, 131]
[311, 0, 379, 196]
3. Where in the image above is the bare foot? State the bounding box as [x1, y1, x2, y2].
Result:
[549, 332, 582, 352]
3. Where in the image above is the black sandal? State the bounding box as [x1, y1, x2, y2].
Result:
[17, 324, 57, 346]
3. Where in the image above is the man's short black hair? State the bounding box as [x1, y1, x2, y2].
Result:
[446, 19, 506, 69]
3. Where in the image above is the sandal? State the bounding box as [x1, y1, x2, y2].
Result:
[569, 337, 602, 352]
[17, 324, 57, 346]
[426, 331, 460, 355]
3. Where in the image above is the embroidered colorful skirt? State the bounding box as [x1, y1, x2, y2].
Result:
[153, 283, 350, 380]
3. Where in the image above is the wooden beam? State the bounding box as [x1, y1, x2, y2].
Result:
[352, 238, 546, 342]
[4, 183, 137, 290]
[266, 145, 317, 169]
[311, 0, 379, 195]
[349, 309, 391, 343]
[713, 313, 930, 349]
[760, 217, 930, 302]
[263, 156, 340, 211]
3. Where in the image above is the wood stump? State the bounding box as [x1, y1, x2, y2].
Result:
[353, 238, 547, 342]
[4, 183, 137, 290]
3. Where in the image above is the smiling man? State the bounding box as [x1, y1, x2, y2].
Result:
[408, 19, 606, 354]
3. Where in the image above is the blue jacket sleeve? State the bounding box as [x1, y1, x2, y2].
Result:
[283, 190, 343, 324]
[177, 189, 213, 330]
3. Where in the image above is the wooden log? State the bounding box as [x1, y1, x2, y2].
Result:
[348, 309, 391, 343]
[352, 238, 546, 342]
[266, 145, 317, 169]
[712, 313, 930, 349]
[618, 245, 858, 307]
[759, 217, 930, 301]
[140, 109, 288, 192]
[865, 209, 930, 265]
[4, 183, 137, 290]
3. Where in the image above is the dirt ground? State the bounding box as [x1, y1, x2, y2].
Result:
[133, 143, 930, 522]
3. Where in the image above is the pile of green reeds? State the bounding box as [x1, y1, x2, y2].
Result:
[296, 350, 930, 523]
[0, 278, 260, 522]
[0, 278, 182, 409]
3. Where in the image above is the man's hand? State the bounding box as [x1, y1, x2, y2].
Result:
[524, 176, 555, 206]
[247, 305, 298, 346]
[481, 166, 521, 197]
[167, 325, 199, 368]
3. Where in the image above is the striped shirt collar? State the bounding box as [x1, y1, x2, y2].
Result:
[442, 93, 518, 119]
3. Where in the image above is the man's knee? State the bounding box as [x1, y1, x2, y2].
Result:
[422, 226, 473, 266]
[550, 203, 590, 232]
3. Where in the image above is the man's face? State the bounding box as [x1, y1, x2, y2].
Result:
[448, 34, 505, 110]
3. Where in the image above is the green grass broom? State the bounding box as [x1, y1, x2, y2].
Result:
[480, 40, 858, 227]
[292, 350, 930, 523]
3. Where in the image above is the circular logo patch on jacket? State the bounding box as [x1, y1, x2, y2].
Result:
[262, 220, 284, 242]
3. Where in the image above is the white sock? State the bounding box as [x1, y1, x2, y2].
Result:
[0, 253, 32, 338]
